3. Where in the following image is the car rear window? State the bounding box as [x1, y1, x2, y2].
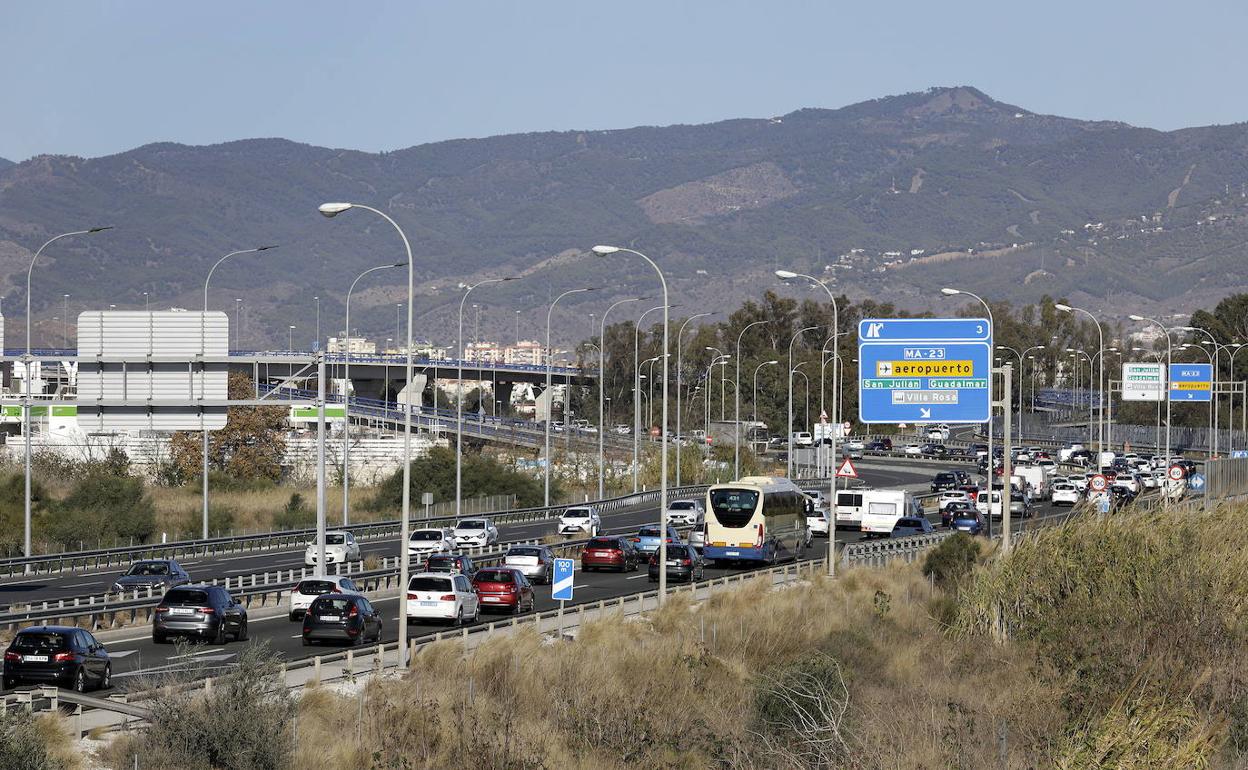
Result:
[666, 546, 690, 558]
[311, 596, 354, 613]
[12, 632, 69, 653]
[296, 580, 337, 595]
[587, 538, 619, 549]
[638, 526, 661, 537]
[475, 570, 515, 584]
[163, 588, 210, 606]
[426, 556, 459, 570]
[508, 547, 542, 557]
[408, 576, 452, 592]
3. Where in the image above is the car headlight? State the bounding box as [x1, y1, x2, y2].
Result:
[112, 583, 123, 593]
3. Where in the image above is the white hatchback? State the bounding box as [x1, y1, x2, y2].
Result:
[407, 528, 455, 558]
[904, 444, 923, 456]
[557, 507, 601, 537]
[1051, 483, 1080, 506]
[405, 572, 479, 625]
[451, 518, 498, 548]
[938, 490, 971, 508]
[303, 531, 361, 567]
[288, 575, 360, 621]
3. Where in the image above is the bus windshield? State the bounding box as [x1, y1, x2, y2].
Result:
[709, 488, 759, 528]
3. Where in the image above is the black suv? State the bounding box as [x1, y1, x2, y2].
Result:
[302, 594, 383, 647]
[423, 553, 478, 579]
[153, 584, 248, 644]
[3, 626, 111, 692]
[930, 471, 960, 492]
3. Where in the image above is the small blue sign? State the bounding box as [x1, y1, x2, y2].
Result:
[1189, 473, 1206, 491]
[859, 318, 991, 342]
[1169, 363, 1212, 402]
[551, 558, 575, 601]
[1232, 450, 1248, 459]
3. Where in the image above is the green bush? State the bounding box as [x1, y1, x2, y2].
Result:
[921, 533, 983, 590]
[273, 492, 314, 530]
[36, 474, 155, 548]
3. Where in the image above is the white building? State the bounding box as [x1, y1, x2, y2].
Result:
[465, 340, 503, 363]
[327, 336, 376, 355]
[504, 340, 544, 366]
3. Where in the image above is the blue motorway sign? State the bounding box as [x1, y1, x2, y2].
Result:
[858, 318, 992, 424]
[551, 558, 575, 601]
[1169, 363, 1212, 402]
[1189, 472, 1206, 491]
[1232, 450, 1248, 459]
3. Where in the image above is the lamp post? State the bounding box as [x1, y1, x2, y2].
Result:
[22, 227, 111, 563]
[777, 270, 839, 530]
[705, 346, 727, 423]
[342, 262, 406, 526]
[941, 288, 994, 498]
[1066, 348, 1095, 450]
[1129, 315, 1174, 504]
[544, 287, 595, 506]
[203, 245, 277, 540]
[591, 245, 670, 602]
[785, 326, 820, 477]
[1229, 344, 1248, 453]
[819, 332, 848, 477]
[1131, 346, 1165, 451]
[598, 296, 647, 497]
[318, 201, 416, 668]
[792, 364, 811, 453]
[314, 296, 321, 352]
[996, 345, 1045, 439]
[233, 299, 242, 350]
[753, 360, 779, 423]
[676, 312, 711, 486]
[643, 355, 662, 432]
[734, 319, 768, 479]
[458, 278, 519, 515]
[704, 356, 730, 447]
[1054, 305, 1105, 454]
[632, 304, 667, 493]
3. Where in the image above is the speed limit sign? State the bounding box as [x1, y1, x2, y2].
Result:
[1089, 474, 1108, 492]
[1167, 465, 1186, 482]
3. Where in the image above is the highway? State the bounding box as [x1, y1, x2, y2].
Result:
[0, 463, 936, 606]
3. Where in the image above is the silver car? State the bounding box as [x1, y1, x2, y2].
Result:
[503, 545, 554, 584]
[687, 513, 706, 550]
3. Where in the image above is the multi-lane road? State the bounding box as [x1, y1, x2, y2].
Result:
[0, 458, 1083, 691]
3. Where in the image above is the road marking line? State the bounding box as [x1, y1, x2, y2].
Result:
[625, 574, 648, 580]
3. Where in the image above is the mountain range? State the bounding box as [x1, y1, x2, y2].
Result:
[1, 86, 1246, 348]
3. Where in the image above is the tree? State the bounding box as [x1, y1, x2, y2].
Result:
[369, 445, 552, 511]
[170, 373, 287, 483]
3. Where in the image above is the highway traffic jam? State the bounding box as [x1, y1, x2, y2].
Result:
[1, 440, 1178, 695]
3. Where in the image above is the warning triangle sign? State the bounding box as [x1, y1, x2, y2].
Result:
[835, 457, 858, 478]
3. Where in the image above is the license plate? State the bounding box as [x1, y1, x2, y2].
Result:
[725, 551, 739, 556]
[170, 607, 193, 615]
[22, 655, 48, 662]
[482, 596, 502, 602]
[318, 615, 341, 621]
[419, 601, 438, 607]
[666, 560, 679, 566]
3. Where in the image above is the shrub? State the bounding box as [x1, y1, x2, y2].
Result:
[921, 532, 982, 590]
[751, 652, 856, 766]
[273, 492, 314, 530]
[37, 474, 155, 548]
[369, 446, 550, 511]
[0, 710, 76, 770]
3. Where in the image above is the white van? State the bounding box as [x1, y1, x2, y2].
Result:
[834, 489, 866, 530]
[859, 490, 924, 537]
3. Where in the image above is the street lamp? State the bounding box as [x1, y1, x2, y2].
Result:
[753, 360, 779, 423]
[705, 346, 728, 423]
[676, 311, 712, 486]
[22, 227, 112, 563]
[314, 296, 321, 352]
[204, 246, 278, 540]
[288, 325, 296, 351]
[458, 278, 520, 515]
[941, 288, 995, 488]
[1066, 348, 1095, 449]
[792, 364, 811, 452]
[996, 344, 1044, 438]
[319, 200, 416, 669]
[343, 261, 407, 526]
[598, 296, 649, 497]
[591, 245, 671, 602]
[1178, 326, 1223, 456]
[786, 326, 821, 477]
[1054, 304, 1105, 454]
[632, 304, 670, 493]
[545, 287, 596, 506]
[643, 355, 663, 432]
[734, 319, 768, 479]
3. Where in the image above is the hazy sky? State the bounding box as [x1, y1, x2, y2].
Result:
[3, 0, 1246, 161]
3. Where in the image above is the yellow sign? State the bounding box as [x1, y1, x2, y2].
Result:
[876, 360, 974, 377]
[1174, 382, 1210, 391]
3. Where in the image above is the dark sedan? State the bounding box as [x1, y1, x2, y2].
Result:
[112, 559, 190, 594]
[941, 500, 978, 528]
[423, 553, 478, 579]
[647, 544, 705, 583]
[302, 594, 383, 646]
[3, 626, 111, 692]
[950, 511, 985, 536]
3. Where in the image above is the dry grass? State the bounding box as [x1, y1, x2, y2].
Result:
[146, 482, 392, 538]
[289, 566, 1067, 769]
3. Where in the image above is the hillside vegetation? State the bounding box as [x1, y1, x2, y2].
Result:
[91, 503, 1248, 769]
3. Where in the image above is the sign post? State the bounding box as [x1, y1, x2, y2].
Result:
[552, 557, 575, 639]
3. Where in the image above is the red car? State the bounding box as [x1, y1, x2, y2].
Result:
[471, 567, 535, 614]
[580, 536, 639, 573]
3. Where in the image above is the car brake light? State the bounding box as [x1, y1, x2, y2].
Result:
[439, 594, 456, 601]
[406, 592, 418, 600]
[682, 558, 692, 566]
[348, 605, 359, 618]
[665, 538, 672, 543]
[756, 521, 765, 548]
[199, 607, 214, 615]
[53, 652, 74, 662]
[3, 652, 19, 662]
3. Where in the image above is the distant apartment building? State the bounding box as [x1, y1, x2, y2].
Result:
[410, 343, 450, 361]
[504, 340, 544, 366]
[464, 341, 503, 363]
[327, 336, 376, 355]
